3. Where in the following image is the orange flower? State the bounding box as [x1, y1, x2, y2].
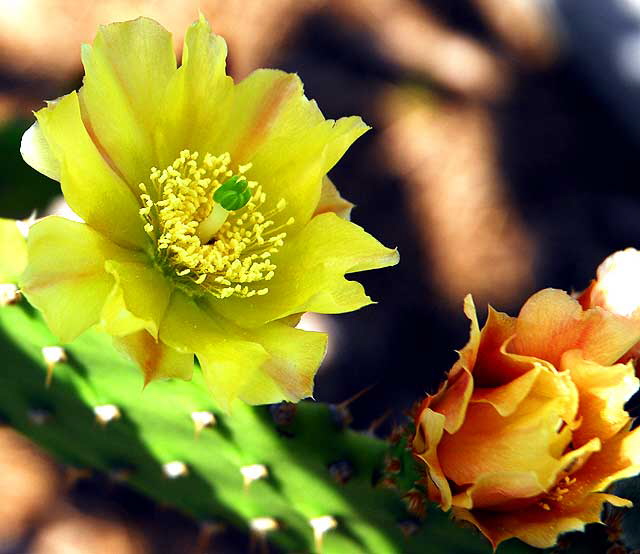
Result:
[412, 288, 640, 549]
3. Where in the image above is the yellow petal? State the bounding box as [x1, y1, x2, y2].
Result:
[80, 17, 177, 186]
[20, 120, 60, 181]
[314, 176, 354, 220]
[220, 68, 369, 230]
[114, 330, 193, 385]
[223, 69, 324, 163]
[562, 350, 639, 446]
[0, 218, 27, 283]
[250, 113, 369, 232]
[237, 321, 327, 405]
[160, 292, 326, 411]
[156, 15, 233, 166]
[101, 259, 172, 338]
[34, 91, 147, 250]
[20, 217, 143, 342]
[159, 291, 267, 412]
[210, 212, 399, 328]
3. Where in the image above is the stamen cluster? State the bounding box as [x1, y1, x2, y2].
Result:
[139, 150, 293, 298]
[538, 475, 576, 511]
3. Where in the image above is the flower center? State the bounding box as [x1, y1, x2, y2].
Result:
[138, 150, 293, 299]
[538, 475, 576, 511]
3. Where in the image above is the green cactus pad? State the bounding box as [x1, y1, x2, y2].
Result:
[0, 301, 537, 554]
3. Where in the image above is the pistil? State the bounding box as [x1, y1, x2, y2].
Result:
[197, 174, 252, 243]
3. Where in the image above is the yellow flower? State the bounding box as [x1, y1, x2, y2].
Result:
[412, 289, 640, 549]
[19, 16, 398, 410]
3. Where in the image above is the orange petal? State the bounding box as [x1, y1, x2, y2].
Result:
[438, 371, 578, 489]
[568, 425, 640, 496]
[461, 428, 640, 549]
[470, 365, 541, 417]
[431, 369, 474, 434]
[448, 295, 481, 381]
[413, 407, 452, 510]
[512, 288, 640, 367]
[473, 305, 519, 386]
[451, 470, 544, 510]
[562, 350, 639, 446]
[453, 491, 632, 549]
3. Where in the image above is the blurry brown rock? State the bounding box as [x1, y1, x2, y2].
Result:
[0, 427, 61, 548]
[379, 86, 535, 307]
[31, 503, 150, 554]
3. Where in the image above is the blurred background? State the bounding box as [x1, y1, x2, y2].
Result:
[1, 0, 640, 552]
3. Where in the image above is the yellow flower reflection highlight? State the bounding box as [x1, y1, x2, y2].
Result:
[19, 16, 398, 410]
[412, 289, 640, 549]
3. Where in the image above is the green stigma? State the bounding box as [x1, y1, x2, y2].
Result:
[214, 175, 252, 211]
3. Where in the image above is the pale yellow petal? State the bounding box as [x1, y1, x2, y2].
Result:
[114, 330, 193, 384]
[20, 217, 143, 342]
[35, 91, 147, 249]
[101, 259, 172, 338]
[314, 176, 354, 220]
[20, 120, 60, 181]
[0, 218, 27, 283]
[80, 17, 177, 186]
[210, 212, 399, 328]
[156, 15, 233, 166]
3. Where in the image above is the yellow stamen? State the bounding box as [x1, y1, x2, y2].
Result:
[538, 475, 577, 511]
[138, 150, 293, 299]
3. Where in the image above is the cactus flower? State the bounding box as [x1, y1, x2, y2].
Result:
[19, 16, 398, 410]
[413, 289, 640, 549]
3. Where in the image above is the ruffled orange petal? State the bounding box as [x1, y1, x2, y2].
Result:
[450, 295, 481, 379]
[453, 491, 631, 550]
[413, 407, 451, 509]
[470, 365, 542, 417]
[430, 369, 473, 434]
[473, 305, 518, 385]
[561, 350, 639, 446]
[512, 288, 640, 367]
[569, 425, 640, 496]
[438, 370, 578, 489]
[451, 427, 640, 549]
[451, 471, 544, 510]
